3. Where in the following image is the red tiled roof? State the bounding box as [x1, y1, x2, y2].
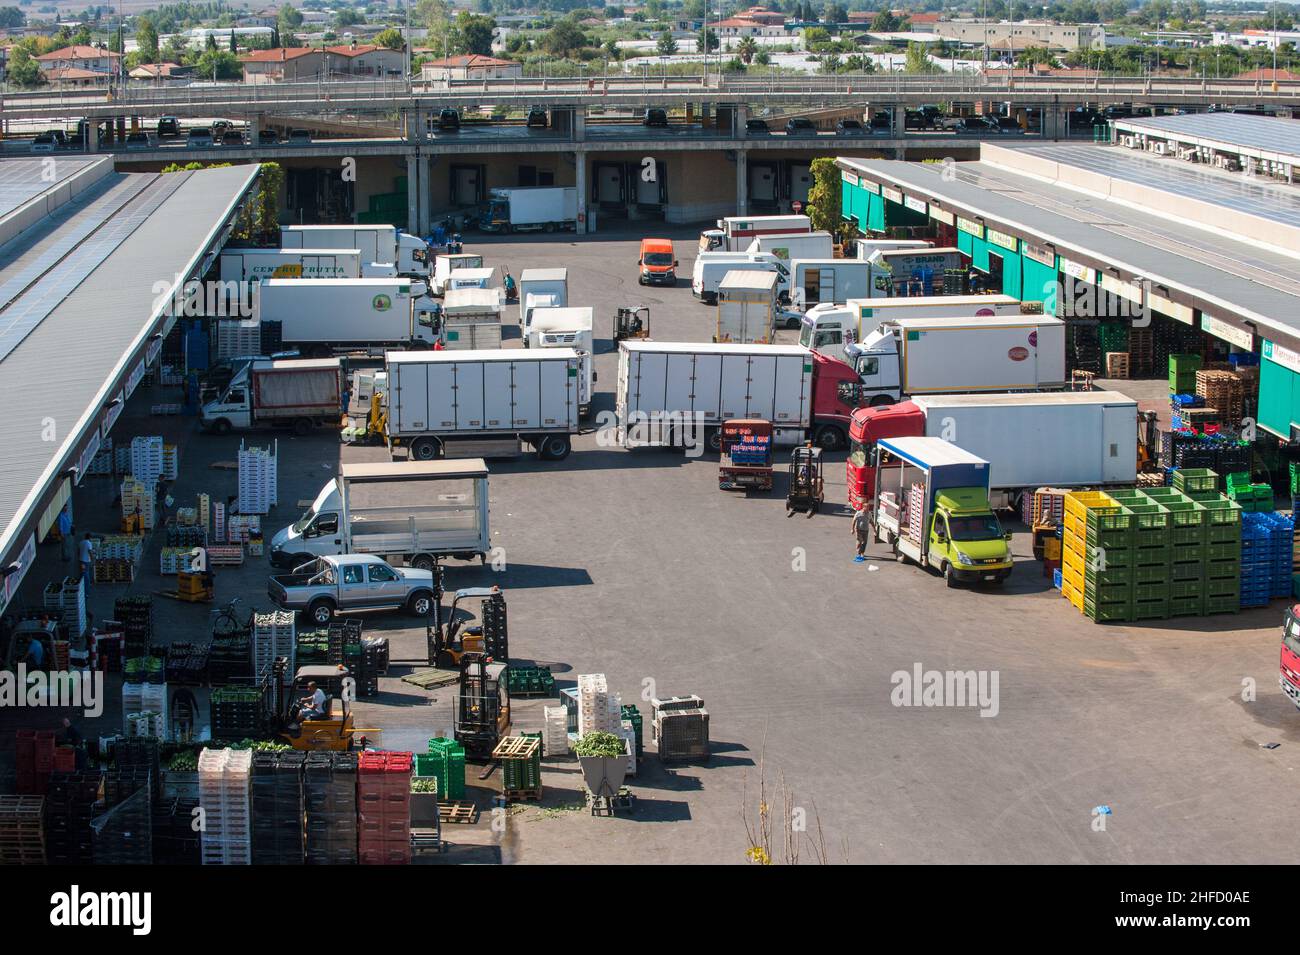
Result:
[323, 43, 386, 57]
[35, 44, 120, 61]
[239, 47, 318, 62]
[422, 54, 515, 68]
[43, 66, 105, 79]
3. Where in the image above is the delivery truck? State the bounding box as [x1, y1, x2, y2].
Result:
[845, 314, 1067, 404]
[258, 278, 441, 355]
[479, 186, 578, 233]
[716, 270, 778, 344]
[198, 358, 341, 436]
[870, 436, 1013, 587]
[441, 287, 503, 351]
[699, 214, 811, 253]
[518, 268, 569, 330]
[431, 252, 485, 296]
[865, 246, 965, 297]
[799, 294, 1026, 358]
[386, 348, 582, 461]
[616, 341, 867, 452]
[445, 267, 495, 293]
[269, 460, 492, 569]
[527, 306, 595, 417]
[280, 225, 430, 278]
[744, 231, 834, 263]
[692, 251, 789, 304]
[219, 248, 393, 282]
[790, 258, 872, 310]
[844, 391, 1139, 510]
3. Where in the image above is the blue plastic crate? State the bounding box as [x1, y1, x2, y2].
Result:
[1052, 568, 1062, 590]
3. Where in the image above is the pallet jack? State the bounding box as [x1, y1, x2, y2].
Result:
[156, 547, 214, 603]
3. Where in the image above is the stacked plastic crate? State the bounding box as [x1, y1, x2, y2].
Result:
[493, 735, 543, 796]
[198, 747, 252, 865]
[1239, 513, 1295, 608]
[114, 737, 163, 803]
[420, 737, 466, 800]
[237, 440, 278, 514]
[1173, 470, 1243, 615]
[652, 695, 711, 762]
[543, 706, 569, 757]
[15, 729, 55, 795]
[43, 576, 85, 638]
[577, 673, 621, 735]
[1061, 491, 1134, 622]
[357, 751, 411, 865]
[304, 751, 357, 865]
[1168, 353, 1202, 394]
[1225, 472, 1274, 512]
[44, 771, 99, 864]
[121, 680, 168, 739]
[251, 750, 306, 865]
[130, 435, 165, 485]
[120, 477, 157, 531]
[94, 775, 152, 865]
[252, 611, 296, 683]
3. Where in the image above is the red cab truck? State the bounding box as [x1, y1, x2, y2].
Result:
[1282, 606, 1300, 709]
[718, 419, 774, 492]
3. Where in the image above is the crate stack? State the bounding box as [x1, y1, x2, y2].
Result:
[1022, 487, 1068, 528]
[1060, 491, 1135, 622]
[1067, 322, 1101, 376]
[93, 774, 152, 865]
[1196, 369, 1246, 425]
[621, 703, 644, 762]
[1127, 324, 1154, 376]
[1167, 352, 1202, 394]
[252, 611, 296, 683]
[543, 705, 570, 757]
[198, 747, 252, 865]
[237, 440, 278, 514]
[0, 796, 46, 864]
[210, 685, 267, 741]
[357, 751, 412, 865]
[120, 477, 157, 532]
[304, 751, 357, 865]
[113, 596, 154, 657]
[114, 736, 163, 803]
[152, 796, 200, 864]
[652, 695, 710, 762]
[419, 737, 465, 800]
[577, 673, 621, 735]
[251, 750, 306, 865]
[122, 680, 169, 739]
[44, 772, 100, 864]
[43, 576, 86, 639]
[506, 664, 556, 697]
[15, 729, 55, 795]
[1239, 513, 1295, 608]
[493, 735, 543, 798]
[130, 435, 165, 485]
[1225, 472, 1274, 512]
[355, 637, 387, 698]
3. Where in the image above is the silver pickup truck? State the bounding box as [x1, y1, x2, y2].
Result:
[268, 553, 437, 626]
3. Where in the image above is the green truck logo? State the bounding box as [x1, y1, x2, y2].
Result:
[372, 294, 392, 312]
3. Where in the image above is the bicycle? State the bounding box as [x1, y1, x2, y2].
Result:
[211, 597, 247, 638]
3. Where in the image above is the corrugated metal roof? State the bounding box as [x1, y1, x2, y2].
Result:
[0, 163, 258, 561]
[1112, 111, 1300, 163]
[0, 157, 102, 221]
[839, 155, 1300, 345]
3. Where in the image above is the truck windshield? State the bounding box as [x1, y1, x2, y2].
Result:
[798, 325, 814, 348]
[292, 510, 316, 534]
[947, 514, 1003, 542]
[643, 253, 673, 266]
[1284, 617, 1300, 656]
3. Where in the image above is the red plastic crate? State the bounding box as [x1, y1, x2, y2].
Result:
[53, 746, 75, 773]
[360, 845, 411, 865]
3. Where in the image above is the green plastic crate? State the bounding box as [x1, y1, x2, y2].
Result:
[1172, 468, 1219, 494]
[1169, 594, 1203, 616]
[1084, 595, 1133, 623]
[1133, 580, 1169, 602]
[1132, 561, 1171, 583]
[1201, 593, 1239, 615]
[1170, 558, 1205, 581]
[1132, 597, 1169, 620]
[1209, 541, 1242, 561]
[1169, 578, 1203, 599]
[1080, 544, 1134, 572]
[1086, 578, 1134, 603]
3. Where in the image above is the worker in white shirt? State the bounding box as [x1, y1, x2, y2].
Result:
[298, 681, 326, 722]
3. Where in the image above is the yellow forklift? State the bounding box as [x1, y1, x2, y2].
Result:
[455, 651, 511, 759]
[274, 662, 366, 751]
[613, 306, 650, 342]
[431, 586, 509, 669]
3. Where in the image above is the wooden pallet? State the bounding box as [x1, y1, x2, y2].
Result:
[1104, 352, 1130, 379]
[438, 801, 479, 824]
[491, 736, 540, 761]
[0, 797, 46, 864]
[499, 787, 542, 803]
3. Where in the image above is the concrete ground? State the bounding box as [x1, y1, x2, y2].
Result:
[4, 221, 1297, 865]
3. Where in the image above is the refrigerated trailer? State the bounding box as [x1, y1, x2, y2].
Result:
[790, 258, 872, 310]
[385, 348, 582, 461]
[280, 225, 430, 278]
[698, 214, 811, 252]
[799, 294, 1026, 358]
[258, 278, 441, 355]
[269, 460, 491, 568]
[219, 248, 386, 282]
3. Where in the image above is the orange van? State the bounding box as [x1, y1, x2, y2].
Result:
[638, 238, 678, 286]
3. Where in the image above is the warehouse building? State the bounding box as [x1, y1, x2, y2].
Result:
[0, 158, 260, 613]
[1110, 111, 1300, 183]
[837, 138, 1300, 439]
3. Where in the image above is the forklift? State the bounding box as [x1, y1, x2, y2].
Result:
[455, 651, 510, 759]
[1136, 409, 1160, 473]
[431, 585, 509, 669]
[156, 548, 214, 603]
[786, 444, 824, 517]
[274, 661, 363, 751]
[613, 306, 650, 343]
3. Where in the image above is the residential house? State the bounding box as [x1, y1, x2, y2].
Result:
[323, 43, 405, 77]
[34, 44, 121, 77]
[239, 47, 326, 83]
[420, 54, 522, 82]
[714, 16, 786, 38]
[128, 61, 192, 81]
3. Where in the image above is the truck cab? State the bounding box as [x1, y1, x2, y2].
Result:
[844, 400, 926, 508]
[871, 436, 1012, 587]
[844, 330, 902, 403]
[1282, 605, 1300, 709]
[199, 358, 340, 435]
[639, 238, 678, 286]
[398, 233, 431, 278]
[799, 304, 853, 357]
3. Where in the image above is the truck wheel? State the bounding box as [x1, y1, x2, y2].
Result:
[410, 554, 435, 571]
[705, 428, 722, 454]
[869, 395, 894, 408]
[537, 434, 571, 461]
[307, 599, 335, 625]
[813, 424, 844, 451]
[410, 437, 441, 461]
[545, 222, 557, 233]
[785, 314, 801, 330]
[407, 591, 434, 617]
[943, 563, 960, 588]
[293, 418, 312, 436]
[210, 419, 232, 435]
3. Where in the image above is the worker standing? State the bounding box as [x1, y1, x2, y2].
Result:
[56, 507, 73, 564]
[852, 507, 871, 563]
[78, 532, 95, 589]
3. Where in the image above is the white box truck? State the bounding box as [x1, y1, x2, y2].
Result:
[855, 239, 931, 261]
[790, 258, 872, 310]
[386, 349, 581, 461]
[445, 267, 495, 293]
[692, 251, 789, 304]
[908, 392, 1138, 507]
[745, 231, 834, 263]
[616, 341, 814, 451]
[258, 278, 441, 355]
[716, 270, 778, 344]
[479, 186, 578, 233]
[845, 314, 1066, 403]
[518, 268, 569, 331]
[198, 358, 341, 436]
[280, 225, 430, 278]
[269, 460, 492, 569]
[431, 252, 485, 295]
[865, 246, 965, 297]
[442, 287, 503, 351]
[799, 294, 1026, 358]
[698, 214, 811, 252]
[219, 247, 391, 282]
[527, 306, 595, 417]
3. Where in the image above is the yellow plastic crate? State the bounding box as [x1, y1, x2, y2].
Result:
[1061, 578, 1084, 611]
[1064, 490, 1121, 522]
[1062, 545, 1086, 576]
[1061, 562, 1085, 595]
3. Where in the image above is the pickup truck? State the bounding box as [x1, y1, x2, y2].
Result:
[268, 554, 437, 626]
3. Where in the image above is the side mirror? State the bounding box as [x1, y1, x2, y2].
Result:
[674, 259, 680, 267]
[1004, 532, 1013, 541]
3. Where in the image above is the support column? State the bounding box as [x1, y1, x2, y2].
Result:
[416, 154, 431, 236]
[574, 109, 586, 141]
[86, 120, 99, 153]
[734, 104, 748, 137]
[890, 104, 906, 138]
[735, 148, 748, 217]
[248, 113, 262, 145]
[575, 150, 588, 234]
[407, 152, 420, 235]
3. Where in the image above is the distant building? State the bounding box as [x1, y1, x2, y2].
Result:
[420, 53, 522, 82]
[34, 44, 121, 76]
[128, 61, 193, 81]
[933, 19, 1107, 52]
[1212, 29, 1300, 51]
[185, 26, 276, 50]
[323, 42, 404, 77]
[239, 47, 325, 83]
[716, 17, 785, 38]
[43, 66, 109, 87]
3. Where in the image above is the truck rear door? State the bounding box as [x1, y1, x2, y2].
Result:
[665, 352, 696, 414]
[537, 357, 575, 429]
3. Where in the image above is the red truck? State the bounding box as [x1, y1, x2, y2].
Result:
[845, 401, 926, 510]
[1282, 606, 1300, 710]
[719, 419, 774, 492]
